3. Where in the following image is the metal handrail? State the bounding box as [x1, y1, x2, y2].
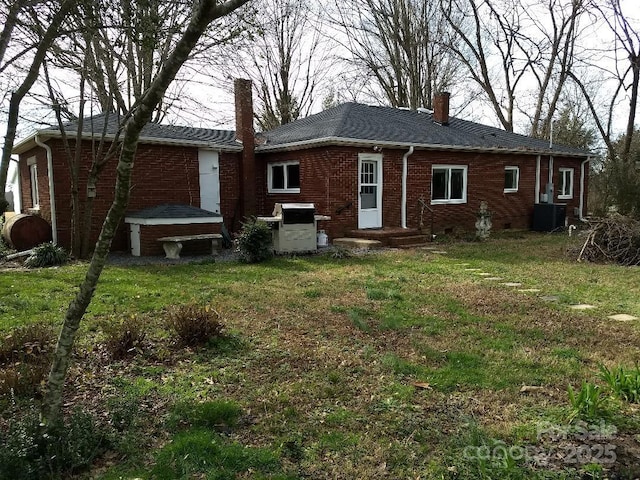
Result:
[418, 197, 435, 241]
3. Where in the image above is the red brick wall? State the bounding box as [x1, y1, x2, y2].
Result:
[138, 223, 222, 256]
[19, 140, 242, 254]
[256, 147, 587, 240]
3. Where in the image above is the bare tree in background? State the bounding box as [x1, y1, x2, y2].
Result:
[441, 0, 586, 134]
[331, 0, 462, 110]
[47, 0, 249, 123]
[225, 0, 326, 130]
[0, 0, 77, 213]
[42, 0, 251, 425]
[569, 0, 639, 217]
[569, 0, 638, 162]
[34, 0, 248, 258]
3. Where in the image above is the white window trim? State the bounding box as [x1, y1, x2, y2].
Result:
[29, 162, 40, 208]
[504, 166, 519, 193]
[431, 165, 468, 205]
[267, 161, 301, 194]
[558, 167, 574, 199]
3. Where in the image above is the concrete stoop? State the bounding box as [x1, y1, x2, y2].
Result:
[333, 238, 384, 250]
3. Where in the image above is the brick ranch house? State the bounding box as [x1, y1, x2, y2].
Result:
[12, 79, 591, 256]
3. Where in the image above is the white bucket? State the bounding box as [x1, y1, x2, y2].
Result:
[317, 229, 328, 247]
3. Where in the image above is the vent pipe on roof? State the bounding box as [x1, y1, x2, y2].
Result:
[433, 92, 450, 125]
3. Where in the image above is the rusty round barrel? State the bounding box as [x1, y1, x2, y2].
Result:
[2, 214, 53, 251]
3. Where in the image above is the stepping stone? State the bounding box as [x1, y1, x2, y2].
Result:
[608, 314, 638, 322]
[483, 277, 503, 281]
[541, 295, 560, 302]
[465, 268, 482, 271]
[502, 282, 522, 287]
[518, 288, 541, 293]
[475, 272, 492, 276]
[431, 250, 448, 254]
[569, 304, 596, 310]
[455, 263, 471, 266]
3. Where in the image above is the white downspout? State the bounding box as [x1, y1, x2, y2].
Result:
[34, 134, 57, 244]
[535, 155, 541, 204]
[579, 157, 591, 221]
[401, 145, 414, 229]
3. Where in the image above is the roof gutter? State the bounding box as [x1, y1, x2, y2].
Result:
[401, 146, 414, 228]
[13, 130, 242, 155]
[256, 136, 590, 158]
[34, 134, 57, 244]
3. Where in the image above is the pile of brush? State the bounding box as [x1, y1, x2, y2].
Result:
[576, 215, 640, 266]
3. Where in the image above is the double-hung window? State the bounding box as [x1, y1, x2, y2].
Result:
[504, 166, 519, 193]
[431, 165, 467, 204]
[558, 168, 574, 199]
[268, 161, 300, 193]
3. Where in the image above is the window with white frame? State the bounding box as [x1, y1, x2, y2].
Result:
[268, 161, 300, 193]
[504, 166, 519, 192]
[28, 157, 40, 208]
[431, 165, 467, 204]
[558, 168, 574, 199]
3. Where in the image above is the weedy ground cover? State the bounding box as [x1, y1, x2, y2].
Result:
[1, 232, 639, 479]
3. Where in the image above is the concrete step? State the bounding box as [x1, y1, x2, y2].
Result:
[389, 235, 431, 247]
[333, 238, 383, 250]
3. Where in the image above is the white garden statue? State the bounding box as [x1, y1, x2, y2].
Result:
[475, 201, 492, 240]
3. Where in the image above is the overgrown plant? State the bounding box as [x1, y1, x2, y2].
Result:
[235, 218, 273, 263]
[567, 381, 610, 422]
[599, 364, 640, 403]
[0, 323, 55, 397]
[102, 315, 148, 360]
[166, 304, 225, 347]
[24, 242, 69, 268]
[0, 409, 109, 479]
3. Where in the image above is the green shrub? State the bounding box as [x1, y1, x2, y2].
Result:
[567, 381, 610, 422]
[235, 219, 273, 263]
[166, 304, 225, 347]
[600, 364, 640, 403]
[102, 314, 147, 360]
[24, 242, 68, 268]
[0, 409, 108, 479]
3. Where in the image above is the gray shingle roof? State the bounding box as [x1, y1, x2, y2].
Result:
[126, 204, 222, 219]
[46, 113, 239, 150]
[259, 103, 590, 157]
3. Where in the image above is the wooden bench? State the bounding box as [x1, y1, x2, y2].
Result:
[157, 233, 223, 259]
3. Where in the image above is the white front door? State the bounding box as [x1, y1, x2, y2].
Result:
[198, 150, 221, 213]
[358, 153, 383, 229]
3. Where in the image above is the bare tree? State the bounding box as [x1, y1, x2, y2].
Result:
[331, 0, 462, 109]
[42, 0, 251, 425]
[0, 0, 77, 213]
[441, 0, 587, 134]
[224, 0, 326, 130]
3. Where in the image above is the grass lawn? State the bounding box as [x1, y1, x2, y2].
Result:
[1, 232, 640, 479]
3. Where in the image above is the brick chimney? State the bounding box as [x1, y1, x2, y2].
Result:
[234, 78, 256, 218]
[433, 92, 450, 125]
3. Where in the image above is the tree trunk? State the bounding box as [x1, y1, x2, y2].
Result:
[41, 0, 250, 425]
[0, 0, 75, 213]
